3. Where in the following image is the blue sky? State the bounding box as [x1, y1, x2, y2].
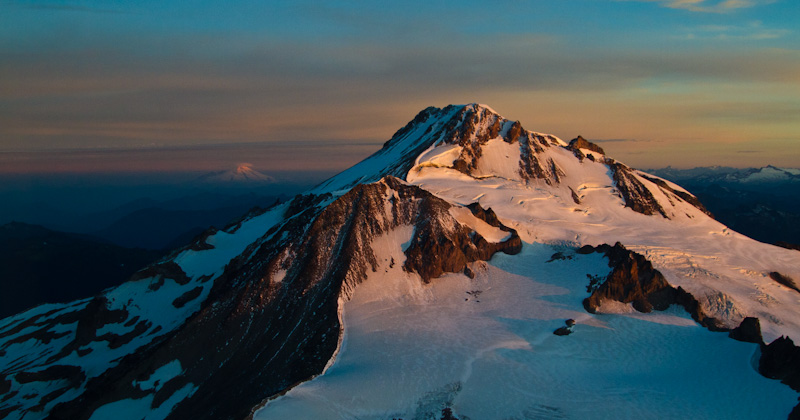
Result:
[1, 0, 798, 172]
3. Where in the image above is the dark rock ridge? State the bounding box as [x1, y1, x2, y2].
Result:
[776, 242, 800, 252]
[759, 335, 800, 419]
[579, 243, 726, 331]
[761, 337, 800, 399]
[607, 162, 669, 218]
[568, 136, 605, 156]
[729, 317, 763, 344]
[38, 177, 520, 420]
[639, 174, 714, 218]
[581, 242, 675, 313]
[605, 162, 713, 219]
[404, 199, 522, 283]
[769, 272, 800, 294]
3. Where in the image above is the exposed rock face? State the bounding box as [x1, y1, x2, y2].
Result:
[759, 335, 800, 419]
[404, 196, 522, 283]
[33, 177, 522, 420]
[639, 174, 714, 218]
[553, 319, 576, 336]
[579, 243, 727, 331]
[607, 162, 668, 218]
[729, 317, 763, 344]
[776, 242, 800, 252]
[438, 105, 564, 185]
[568, 136, 605, 155]
[580, 243, 675, 313]
[761, 337, 800, 394]
[769, 272, 800, 294]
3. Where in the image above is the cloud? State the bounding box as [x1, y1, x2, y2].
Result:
[591, 138, 655, 143]
[2, 30, 799, 154]
[5, 1, 129, 15]
[1, 1, 798, 171]
[625, 0, 775, 13]
[680, 20, 791, 40]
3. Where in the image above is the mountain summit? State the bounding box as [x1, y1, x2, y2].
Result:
[2, 104, 799, 420]
[197, 163, 276, 185]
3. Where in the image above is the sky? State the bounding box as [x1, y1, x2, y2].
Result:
[1, 0, 799, 174]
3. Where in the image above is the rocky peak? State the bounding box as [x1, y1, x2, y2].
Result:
[413, 104, 566, 184]
[568, 135, 605, 156]
[314, 103, 566, 193]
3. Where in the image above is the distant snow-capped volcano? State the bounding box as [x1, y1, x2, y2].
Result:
[197, 163, 276, 185]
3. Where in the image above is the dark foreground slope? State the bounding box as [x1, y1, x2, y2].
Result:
[0, 222, 162, 319]
[1, 177, 520, 420]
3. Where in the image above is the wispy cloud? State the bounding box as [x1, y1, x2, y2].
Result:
[5, 1, 129, 15]
[626, 0, 775, 13]
[592, 138, 655, 143]
[680, 20, 791, 40]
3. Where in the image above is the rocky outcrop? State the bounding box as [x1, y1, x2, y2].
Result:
[760, 337, 800, 395]
[758, 335, 800, 419]
[568, 136, 605, 155]
[579, 243, 727, 330]
[580, 243, 675, 313]
[776, 242, 800, 252]
[131, 261, 190, 285]
[729, 317, 763, 344]
[769, 272, 800, 294]
[639, 174, 714, 218]
[607, 162, 668, 218]
[553, 319, 576, 336]
[405, 199, 522, 283]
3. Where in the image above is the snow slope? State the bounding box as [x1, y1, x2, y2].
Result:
[256, 103, 800, 419]
[404, 127, 800, 342]
[0, 204, 287, 419]
[256, 239, 795, 419]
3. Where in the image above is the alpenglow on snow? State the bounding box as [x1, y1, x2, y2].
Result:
[1, 104, 799, 420]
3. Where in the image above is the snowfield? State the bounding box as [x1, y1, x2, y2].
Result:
[405, 136, 800, 342]
[258, 104, 800, 419]
[256, 239, 796, 419]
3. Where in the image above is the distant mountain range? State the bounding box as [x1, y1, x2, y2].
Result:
[650, 165, 800, 185]
[0, 222, 162, 319]
[648, 166, 800, 247]
[0, 191, 285, 250]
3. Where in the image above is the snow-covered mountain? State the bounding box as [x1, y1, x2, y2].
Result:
[196, 163, 276, 185]
[2, 104, 800, 420]
[651, 165, 800, 185]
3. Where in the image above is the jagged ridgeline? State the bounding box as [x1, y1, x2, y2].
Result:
[2, 104, 799, 420]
